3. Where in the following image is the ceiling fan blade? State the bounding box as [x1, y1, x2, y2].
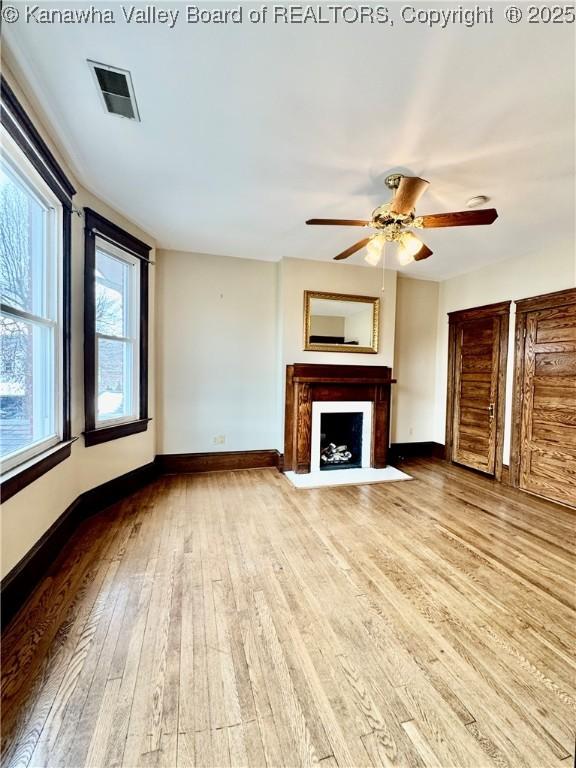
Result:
[333, 237, 372, 261]
[414, 243, 433, 261]
[420, 209, 498, 228]
[390, 176, 430, 215]
[306, 218, 371, 226]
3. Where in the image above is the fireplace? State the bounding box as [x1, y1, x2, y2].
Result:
[321, 414, 362, 470]
[311, 401, 373, 472]
[284, 364, 395, 474]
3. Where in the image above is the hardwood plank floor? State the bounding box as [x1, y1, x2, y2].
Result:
[1, 458, 575, 768]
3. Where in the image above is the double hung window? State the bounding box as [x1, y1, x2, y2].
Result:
[0, 76, 74, 500]
[83, 208, 150, 445]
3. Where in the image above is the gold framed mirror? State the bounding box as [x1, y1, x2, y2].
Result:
[303, 290, 380, 353]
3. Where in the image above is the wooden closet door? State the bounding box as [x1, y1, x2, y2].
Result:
[517, 300, 576, 506]
[452, 316, 500, 473]
[446, 301, 510, 478]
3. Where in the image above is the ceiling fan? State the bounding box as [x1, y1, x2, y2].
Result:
[306, 174, 498, 266]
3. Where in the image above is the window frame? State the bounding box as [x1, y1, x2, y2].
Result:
[83, 208, 150, 446]
[0, 75, 74, 503]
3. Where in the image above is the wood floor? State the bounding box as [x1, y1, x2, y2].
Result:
[1, 459, 575, 768]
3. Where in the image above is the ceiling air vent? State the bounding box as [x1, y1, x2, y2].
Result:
[88, 60, 140, 121]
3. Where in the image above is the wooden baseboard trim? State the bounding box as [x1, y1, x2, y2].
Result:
[156, 449, 282, 475]
[431, 442, 446, 460]
[0, 462, 157, 629]
[389, 442, 446, 462]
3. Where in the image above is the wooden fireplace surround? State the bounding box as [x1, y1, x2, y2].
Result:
[284, 364, 396, 474]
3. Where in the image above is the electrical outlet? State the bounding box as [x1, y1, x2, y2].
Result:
[409, 427, 414, 436]
[213, 435, 225, 445]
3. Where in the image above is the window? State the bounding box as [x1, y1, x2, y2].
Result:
[95, 242, 140, 424]
[0, 76, 74, 501]
[0, 148, 60, 467]
[84, 208, 150, 446]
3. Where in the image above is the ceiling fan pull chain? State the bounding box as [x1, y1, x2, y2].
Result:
[381, 242, 387, 293]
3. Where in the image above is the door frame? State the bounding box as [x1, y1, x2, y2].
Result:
[445, 301, 511, 481]
[509, 287, 576, 488]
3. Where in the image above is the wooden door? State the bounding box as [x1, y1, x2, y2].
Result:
[513, 289, 576, 506]
[446, 302, 510, 477]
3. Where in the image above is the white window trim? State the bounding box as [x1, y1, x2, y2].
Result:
[94, 237, 140, 428]
[0, 126, 63, 474]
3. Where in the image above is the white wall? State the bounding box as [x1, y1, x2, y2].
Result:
[157, 255, 397, 455]
[0, 63, 156, 579]
[392, 278, 439, 443]
[280, 258, 397, 368]
[434, 244, 576, 463]
[156, 251, 279, 454]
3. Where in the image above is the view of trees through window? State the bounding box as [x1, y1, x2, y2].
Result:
[0, 160, 55, 461]
[95, 248, 135, 422]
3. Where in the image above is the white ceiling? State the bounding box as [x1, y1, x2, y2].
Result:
[5, 4, 575, 280]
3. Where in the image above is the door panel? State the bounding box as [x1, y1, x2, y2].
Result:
[535, 351, 576, 375]
[452, 316, 501, 474]
[518, 302, 576, 506]
[535, 306, 576, 343]
[533, 386, 576, 410]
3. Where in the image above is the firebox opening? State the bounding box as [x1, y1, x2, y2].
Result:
[320, 412, 363, 471]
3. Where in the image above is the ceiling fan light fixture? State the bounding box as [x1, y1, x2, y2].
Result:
[364, 236, 384, 265]
[364, 250, 382, 266]
[397, 231, 423, 264]
[397, 249, 415, 266]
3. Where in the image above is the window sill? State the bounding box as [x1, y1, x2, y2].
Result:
[83, 418, 151, 447]
[1, 438, 77, 503]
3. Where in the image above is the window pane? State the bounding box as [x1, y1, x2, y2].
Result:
[96, 249, 129, 337]
[0, 314, 55, 459]
[97, 337, 133, 421]
[0, 160, 48, 317]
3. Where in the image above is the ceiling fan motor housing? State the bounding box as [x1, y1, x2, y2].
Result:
[384, 173, 403, 190]
[371, 203, 416, 231]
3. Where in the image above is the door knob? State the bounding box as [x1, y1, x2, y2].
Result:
[488, 403, 495, 419]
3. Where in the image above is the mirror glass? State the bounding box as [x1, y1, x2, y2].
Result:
[304, 291, 379, 353]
